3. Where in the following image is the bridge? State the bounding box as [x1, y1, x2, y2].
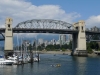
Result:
[0, 18, 100, 56]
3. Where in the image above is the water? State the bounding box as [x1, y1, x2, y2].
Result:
[0, 51, 100, 75]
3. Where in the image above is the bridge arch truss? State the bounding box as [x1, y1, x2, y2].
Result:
[15, 19, 74, 30]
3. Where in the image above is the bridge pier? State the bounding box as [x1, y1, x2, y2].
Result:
[4, 18, 13, 57]
[71, 20, 87, 56]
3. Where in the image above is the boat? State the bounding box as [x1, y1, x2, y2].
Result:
[33, 38, 40, 62]
[7, 53, 31, 64]
[11, 35, 29, 64]
[33, 54, 40, 62]
[0, 55, 14, 65]
[50, 64, 61, 67]
[7, 55, 17, 64]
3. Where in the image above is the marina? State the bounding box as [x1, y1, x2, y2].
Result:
[0, 50, 40, 65]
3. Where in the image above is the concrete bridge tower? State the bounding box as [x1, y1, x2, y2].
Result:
[4, 18, 13, 57]
[72, 20, 87, 56]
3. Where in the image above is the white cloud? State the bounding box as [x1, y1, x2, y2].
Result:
[0, 0, 80, 37]
[86, 15, 100, 28]
[0, 0, 80, 26]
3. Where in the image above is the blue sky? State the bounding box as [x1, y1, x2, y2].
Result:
[30, 0, 100, 20]
[0, 0, 100, 45]
[0, 0, 100, 27]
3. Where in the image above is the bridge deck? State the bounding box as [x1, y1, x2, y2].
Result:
[0, 28, 78, 34]
[0, 28, 100, 34]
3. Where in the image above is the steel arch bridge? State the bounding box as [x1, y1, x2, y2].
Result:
[0, 19, 100, 41]
[2, 18, 100, 56]
[15, 19, 74, 30]
[14, 19, 100, 41]
[0, 19, 78, 41]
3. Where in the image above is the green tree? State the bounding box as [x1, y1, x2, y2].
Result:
[87, 47, 93, 53]
[33, 41, 35, 47]
[28, 43, 32, 51]
[68, 41, 72, 49]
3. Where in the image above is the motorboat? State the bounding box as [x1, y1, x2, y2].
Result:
[33, 54, 40, 62]
[7, 55, 29, 64]
[7, 56, 18, 64]
[33, 57, 40, 62]
[33, 57, 38, 62]
[0, 55, 14, 65]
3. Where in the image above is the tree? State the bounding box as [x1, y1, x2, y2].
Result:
[45, 44, 54, 51]
[54, 44, 60, 49]
[87, 47, 93, 53]
[41, 43, 45, 47]
[33, 41, 35, 47]
[68, 41, 72, 49]
[29, 44, 32, 51]
[37, 45, 42, 51]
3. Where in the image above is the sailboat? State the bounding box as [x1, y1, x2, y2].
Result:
[33, 53, 40, 62]
[33, 37, 40, 62]
[7, 34, 22, 65]
[7, 35, 28, 64]
[20, 37, 30, 64]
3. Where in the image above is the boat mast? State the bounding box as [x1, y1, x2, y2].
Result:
[17, 33, 19, 56]
[35, 36, 37, 55]
[21, 37, 23, 56]
[17, 34, 19, 50]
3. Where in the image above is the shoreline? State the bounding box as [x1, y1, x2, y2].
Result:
[36, 51, 99, 57]
[38, 51, 71, 55]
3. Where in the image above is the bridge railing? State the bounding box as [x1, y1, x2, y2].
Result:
[86, 26, 100, 32]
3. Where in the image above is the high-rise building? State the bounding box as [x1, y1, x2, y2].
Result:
[56, 40, 60, 45]
[69, 34, 72, 41]
[38, 38, 44, 45]
[50, 39, 56, 45]
[44, 40, 48, 47]
[59, 34, 66, 45]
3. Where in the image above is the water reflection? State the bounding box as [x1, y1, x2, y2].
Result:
[0, 65, 17, 75]
[72, 57, 87, 75]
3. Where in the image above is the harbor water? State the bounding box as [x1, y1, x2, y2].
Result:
[0, 51, 100, 75]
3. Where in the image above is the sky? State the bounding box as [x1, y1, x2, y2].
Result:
[0, 0, 100, 42]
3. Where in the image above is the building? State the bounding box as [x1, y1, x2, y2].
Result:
[69, 34, 72, 41]
[44, 40, 48, 47]
[50, 39, 56, 45]
[38, 38, 44, 46]
[59, 34, 66, 45]
[56, 40, 60, 45]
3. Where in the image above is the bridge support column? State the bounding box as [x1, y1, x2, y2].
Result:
[4, 18, 13, 57]
[71, 20, 87, 56]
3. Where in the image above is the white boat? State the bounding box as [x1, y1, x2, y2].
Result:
[33, 56, 40, 62]
[33, 37, 40, 62]
[27, 55, 31, 62]
[33, 53, 40, 62]
[7, 56, 18, 64]
[0, 56, 14, 65]
[7, 55, 29, 64]
[12, 35, 29, 64]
